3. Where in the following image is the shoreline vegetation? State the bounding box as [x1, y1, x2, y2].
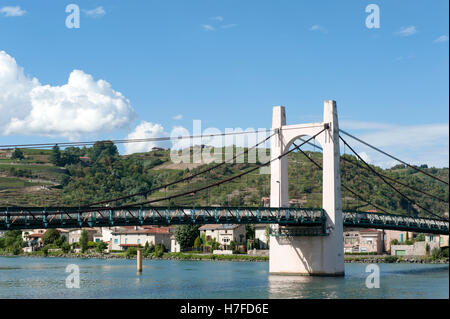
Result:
[0, 252, 448, 264]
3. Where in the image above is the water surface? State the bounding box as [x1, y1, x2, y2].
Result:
[0, 257, 448, 298]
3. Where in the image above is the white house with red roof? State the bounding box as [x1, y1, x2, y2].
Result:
[198, 224, 246, 250]
[110, 226, 173, 251]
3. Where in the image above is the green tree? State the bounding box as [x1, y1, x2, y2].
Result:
[265, 226, 270, 246]
[61, 242, 71, 253]
[194, 236, 202, 250]
[415, 234, 425, 242]
[210, 238, 220, 250]
[431, 247, 442, 260]
[11, 148, 24, 160]
[50, 145, 62, 166]
[174, 225, 200, 250]
[245, 225, 255, 240]
[143, 241, 150, 257]
[229, 240, 236, 252]
[42, 229, 60, 246]
[89, 141, 118, 162]
[154, 244, 165, 257]
[80, 230, 89, 253]
[96, 241, 108, 253]
[55, 235, 66, 247]
[126, 247, 138, 258]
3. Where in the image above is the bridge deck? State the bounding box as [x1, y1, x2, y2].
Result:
[0, 206, 448, 234]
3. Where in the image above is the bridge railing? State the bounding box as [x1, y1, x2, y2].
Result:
[1, 207, 447, 234]
[0, 206, 326, 230]
[343, 211, 449, 235]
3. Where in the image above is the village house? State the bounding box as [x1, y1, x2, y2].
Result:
[260, 197, 270, 207]
[390, 233, 449, 256]
[79, 156, 92, 163]
[56, 228, 70, 242]
[343, 228, 384, 254]
[170, 235, 181, 253]
[22, 229, 46, 249]
[110, 226, 172, 251]
[0, 149, 12, 159]
[198, 224, 246, 250]
[68, 228, 97, 244]
[254, 224, 269, 249]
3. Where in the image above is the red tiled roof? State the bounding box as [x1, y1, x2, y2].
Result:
[28, 233, 43, 237]
[112, 227, 171, 235]
[198, 224, 240, 231]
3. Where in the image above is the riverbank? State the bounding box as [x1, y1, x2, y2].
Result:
[1, 252, 448, 263]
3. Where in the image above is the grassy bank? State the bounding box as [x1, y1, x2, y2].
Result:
[1, 251, 448, 264]
[0, 251, 269, 261]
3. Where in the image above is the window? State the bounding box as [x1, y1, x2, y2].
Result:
[395, 250, 406, 256]
[125, 238, 128, 244]
[137, 239, 141, 244]
[114, 239, 118, 244]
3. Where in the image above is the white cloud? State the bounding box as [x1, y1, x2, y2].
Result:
[0, 6, 26, 17]
[358, 152, 371, 163]
[341, 120, 449, 168]
[395, 26, 417, 37]
[124, 121, 168, 154]
[84, 6, 105, 17]
[310, 25, 328, 33]
[210, 16, 223, 22]
[202, 24, 215, 31]
[222, 24, 238, 29]
[340, 120, 391, 130]
[433, 35, 449, 43]
[173, 114, 183, 120]
[0, 50, 136, 139]
[170, 125, 192, 150]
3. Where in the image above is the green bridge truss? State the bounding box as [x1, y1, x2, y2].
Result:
[0, 206, 448, 235]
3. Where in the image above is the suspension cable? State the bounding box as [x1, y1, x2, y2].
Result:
[339, 129, 449, 186]
[302, 136, 447, 203]
[79, 127, 327, 212]
[341, 156, 448, 204]
[0, 129, 273, 150]
[339, 135, 446, 220]
[292, 142, 392, 215]
[85, 132, 276, 207]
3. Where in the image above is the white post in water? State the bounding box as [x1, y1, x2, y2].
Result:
[137, 249, 143, 274]
[269, 100, 344, 276]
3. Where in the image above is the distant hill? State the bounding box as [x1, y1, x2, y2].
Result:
[0, 143, 448, 219]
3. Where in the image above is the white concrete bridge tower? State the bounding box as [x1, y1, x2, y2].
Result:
[269, 100, 345, 276]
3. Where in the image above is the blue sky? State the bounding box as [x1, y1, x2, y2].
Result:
[0, 0, 448, 167]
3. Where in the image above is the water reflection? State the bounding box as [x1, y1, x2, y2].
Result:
[268, 274, 345, 299]
[0, 257, 448, 299]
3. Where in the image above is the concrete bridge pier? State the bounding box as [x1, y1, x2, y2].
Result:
[269, 101, 345, 276]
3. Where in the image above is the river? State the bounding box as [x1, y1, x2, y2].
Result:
[0, 257, 448, 299]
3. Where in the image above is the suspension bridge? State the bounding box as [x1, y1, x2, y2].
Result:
[0, 100, 448, 275]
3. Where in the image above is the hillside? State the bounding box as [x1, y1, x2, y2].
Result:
[0, 143, 448, 219]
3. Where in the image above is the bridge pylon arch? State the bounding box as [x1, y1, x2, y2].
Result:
[269, 100, 345, 276]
